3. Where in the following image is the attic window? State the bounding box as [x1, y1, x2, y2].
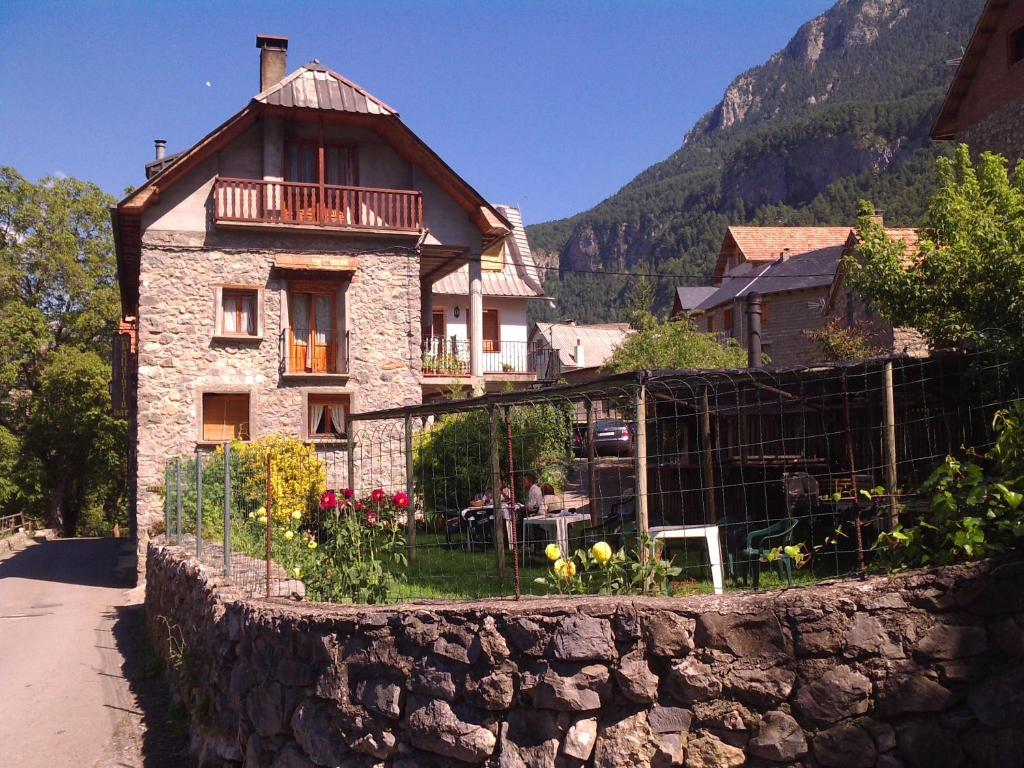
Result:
[481, 241, 505, 272]
[1012, 25, 1024, 65]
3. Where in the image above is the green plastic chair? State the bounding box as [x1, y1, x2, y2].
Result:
[742, 517, 799, 589]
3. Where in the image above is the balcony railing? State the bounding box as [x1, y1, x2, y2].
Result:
[421, 337, 560, 380]
[213, 177, 423, 232]
[280, 328, 349, 375]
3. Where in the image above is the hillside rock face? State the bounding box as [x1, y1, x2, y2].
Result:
[528, 0, 981, 323]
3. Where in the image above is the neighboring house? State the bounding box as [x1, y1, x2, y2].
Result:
[682, 224, 924, 366]
[424, 206, 556, 397]
[529, 322, 633, 384]
[671, 287, 717, 317]
[931, 0, 1024, 165]
[112, 36, 525, 537]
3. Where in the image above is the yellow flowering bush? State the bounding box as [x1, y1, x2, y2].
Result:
[234, 437, 326, 523]
[534, 537, 680, 596]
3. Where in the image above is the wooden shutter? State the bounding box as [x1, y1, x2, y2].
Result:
[203, 394, 250, 441]
[483, 309, 500, 353]
[723, 308, 734, 331]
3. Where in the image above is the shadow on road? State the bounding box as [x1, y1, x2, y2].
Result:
[107, 603, 195, 768]
[0, 538, 126, 588]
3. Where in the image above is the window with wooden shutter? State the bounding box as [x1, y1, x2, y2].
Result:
[482, 309, 500, 353]
[221, 289, 259, 336]
[761, 301, 770, 325]
[723, 308, 734, 331]
[707, 314, 715, 332]
[202, 394, 251, 442]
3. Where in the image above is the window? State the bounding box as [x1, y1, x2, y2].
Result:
[202, 393, 250, 442]
[482, 309, 500, 353]
[481, 241, 505, 272]
[288, 282, 340, 373]
[761, 301, 771, 325]
[308, 396, 349, 440]
[723, 308, 734, 332]
[284, 140, 357, 186]
[1010, 25, 1024, 65]
[221, 289, 258, 336]
[707, 314, 715, 332]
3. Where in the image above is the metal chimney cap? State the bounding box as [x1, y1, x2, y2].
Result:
[256, 34, 289, 50]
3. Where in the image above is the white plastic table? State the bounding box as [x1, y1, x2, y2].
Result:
[523, 511, 590, 558]
[649, 524, 725, 595]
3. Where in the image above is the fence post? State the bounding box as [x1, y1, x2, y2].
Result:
[164, 461, 171, 537]
[634, 382, 650, 548]
[489, 406, 506, 577]
[175, 457, 183, 545]
[223, 442, 232, 578]
[504, 405, 521, 599]
[195, 450, 203, 561]
[745, 292, 762, 368]
[266, 454, 273, 598]
[346, 427, 356, 494]
[405, 413, 417, 565]
[586, 399, 598, 524]
[700, 387, 717, 523]
[883, 361, 899, 528]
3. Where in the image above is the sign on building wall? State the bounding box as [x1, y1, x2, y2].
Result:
[111, 332, 133, 419]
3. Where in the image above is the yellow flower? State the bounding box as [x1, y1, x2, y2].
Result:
[256, 506, 267, 518]
[247, 511, 256, 520]
[554, 558, 576, 580]
[292, 566, 302, 579]
[284, 530, 294, 541]
[545, 543, 562, 562]
[307, 540, 318, 550]
[591, 541, 612, 565]
[258, 516, 268, 526]
[291, 510, 302, 521]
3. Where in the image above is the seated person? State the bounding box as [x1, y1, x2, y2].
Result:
[524, 471, 544, 515]
[541, 483, 562, 515]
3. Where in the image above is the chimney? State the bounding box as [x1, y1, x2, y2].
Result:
[868, 210, 884, 227]
[256, 35, 289, 92]
[154, 139, 166, 161]
[574, 339, 585, 368]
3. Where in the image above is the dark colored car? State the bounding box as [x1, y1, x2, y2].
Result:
[574, 418, 634, 456]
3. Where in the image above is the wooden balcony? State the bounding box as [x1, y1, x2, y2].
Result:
[213, 177, 423, 233]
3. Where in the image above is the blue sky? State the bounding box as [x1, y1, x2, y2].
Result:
[1, 0, 833, 224]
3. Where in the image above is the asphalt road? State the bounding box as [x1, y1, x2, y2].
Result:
[0, 538, 134, 768]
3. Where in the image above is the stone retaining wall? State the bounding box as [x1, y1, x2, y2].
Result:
[146, 543, 1024, 768]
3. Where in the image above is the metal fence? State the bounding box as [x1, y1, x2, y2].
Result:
[160, 349, 1022, 603]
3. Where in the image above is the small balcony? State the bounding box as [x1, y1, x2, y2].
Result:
[280, 327, 349, 378]
[421, 337, 560, 381]
[213, 177, 423, 233]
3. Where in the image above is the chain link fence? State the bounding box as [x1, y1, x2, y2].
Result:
[158, 349, 1022, 603]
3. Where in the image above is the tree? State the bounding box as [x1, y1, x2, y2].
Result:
[626, 276, 656, 329]
[847, 146, 1024, 353]
[602, 316, 746, 373]
[0, 168, 125, 534]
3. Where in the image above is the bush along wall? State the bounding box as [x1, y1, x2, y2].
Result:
[146, 543, 1024, 768]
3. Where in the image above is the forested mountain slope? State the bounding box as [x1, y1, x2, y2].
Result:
[528, 0, 981, 323]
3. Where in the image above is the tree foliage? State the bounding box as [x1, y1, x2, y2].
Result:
[848, 146, 1024, 353]
[0, 167, 125, 534]
[602, 316, 746, 373]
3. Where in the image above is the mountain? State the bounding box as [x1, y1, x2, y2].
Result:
[528, 0, 982, 323]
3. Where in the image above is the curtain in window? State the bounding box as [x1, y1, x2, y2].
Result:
[241, 294, 256, 335]
[224, 294, 238, 333]
[315, 295, 333, 346]
[329, 404, 345, 436]
[291, 295, 311, 368]
[309, 404, 326, 435]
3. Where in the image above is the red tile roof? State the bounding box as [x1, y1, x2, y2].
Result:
[714, 226, 855, 279]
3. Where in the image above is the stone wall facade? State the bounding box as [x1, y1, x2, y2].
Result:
[147, 543, 1024, 768]
[960, 96, 1024, 170]
[135, 230, 423, 537]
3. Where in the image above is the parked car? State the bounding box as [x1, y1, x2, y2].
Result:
[574, 418, 634, 456]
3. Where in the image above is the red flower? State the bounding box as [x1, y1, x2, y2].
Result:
[319, 490, 337, 511]
[355, 501, 365, 511]
[342, 487, 354, 499]
[371, 488, 385, 504]
[365, 509, 379, 525]
[393, 491, 410, 510]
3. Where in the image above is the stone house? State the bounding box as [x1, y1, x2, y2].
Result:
[528, 322, 633, 384]
[424, 205, 557, 398]
[112, 36, 528, 538]
[931, 0, 1024, 165]
[682, 225, 924, 367]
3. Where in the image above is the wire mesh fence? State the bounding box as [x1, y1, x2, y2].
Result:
[158, 349, 1023, 603]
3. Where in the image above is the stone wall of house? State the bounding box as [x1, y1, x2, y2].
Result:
[135, 230, 423, 539]
[960, 96, 1024, 169]
[146, 543, 1024, 768]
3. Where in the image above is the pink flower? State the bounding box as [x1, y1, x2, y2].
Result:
[393, 492, 409, 510]
[371, 488, 385, 504]
[365, 509, 379, 526]
[319, 490, 337, 511]
[355, 501, 365, 511]
[342, 487, 354, 499]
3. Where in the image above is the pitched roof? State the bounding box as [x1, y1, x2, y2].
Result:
[700, 243, 847, 311]
[530, 322, 633, 370]
[932, 0, 1012, 140]
[714, 226, 854, 279]
[673, 287, 718, 314]
[825, 227, 922, 312]
[433, 206, 546, 298]
[255, 61, 398, 115]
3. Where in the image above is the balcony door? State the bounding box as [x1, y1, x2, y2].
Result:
[289, 288, 337, 373]
[284, 140, 357, 224]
